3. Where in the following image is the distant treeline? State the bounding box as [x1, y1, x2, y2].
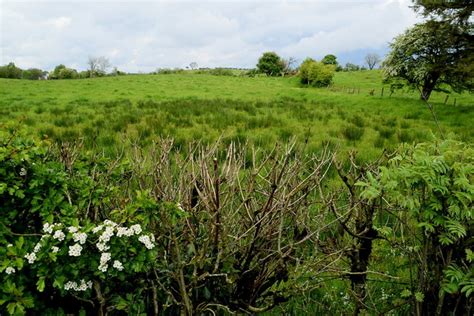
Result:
[0, 60, 369, 81]
[0, 62, 127, 80]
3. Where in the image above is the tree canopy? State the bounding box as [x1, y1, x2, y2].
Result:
[383, 21, 473, 100]
[321, 54, 338, 66]
[256, 52, 285, 76]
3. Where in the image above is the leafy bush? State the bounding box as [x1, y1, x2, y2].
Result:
[299, 58, 335, 87]
[256, 52, 285, 76]
[375, 140, 474, 314]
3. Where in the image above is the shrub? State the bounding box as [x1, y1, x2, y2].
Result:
[256, 52, 285, 76]
[299, 58, 335, 87]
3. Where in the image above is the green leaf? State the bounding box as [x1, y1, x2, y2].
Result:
[415, 291, 424, 302]
[466, 249, 474, 263]
[400, 289, 411, 298]
[36, 277, 45, 292]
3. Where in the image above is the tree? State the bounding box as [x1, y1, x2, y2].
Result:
[49, 64, 78, 79]
[343, 63, 360, 72]
[299, 58, 335, 87]
[364, 53, 380, 70]
[189, 62, 198, 70]
[22, 68, 47, 80]
[321, 54, 338, 66]
[412, 0, 473, 25]
[282, 57, 297, 75]
[256, 52, 285, 76]
[0, 62, 23, 79]
[87, 56, 111, 77]
[383, 21, 473, 101]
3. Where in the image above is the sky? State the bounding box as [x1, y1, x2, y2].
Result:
[0, 0, 421, 72]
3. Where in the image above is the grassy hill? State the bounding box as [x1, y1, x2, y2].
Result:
[0, 71, 472, 159]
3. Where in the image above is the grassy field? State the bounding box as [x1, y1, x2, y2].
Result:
[0, 70, 472, 159]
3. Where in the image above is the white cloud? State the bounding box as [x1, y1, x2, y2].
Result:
[46, 16, 72, 29]
[0, 0, 421, 72]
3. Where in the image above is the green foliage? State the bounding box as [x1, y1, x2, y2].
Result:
[383, 21, 473, 100]
[343, 63, 360, 72]
[256, 51, 285, 76]
[22, 68, 47, 80]
[0, 63, 23, 79]
[49, 64, 79, 80]
[321, 54, 338, 66]
[299, 58, 335, 87]
[377, 139, 474, 313]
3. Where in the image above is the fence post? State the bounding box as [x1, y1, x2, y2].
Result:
[444, 95, 449, 105]
[381, 87, 384, 97]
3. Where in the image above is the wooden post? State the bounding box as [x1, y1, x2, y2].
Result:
[444, 95, 449, 105]
[381, 87, 384, 97]
[453, 98, 457, 107]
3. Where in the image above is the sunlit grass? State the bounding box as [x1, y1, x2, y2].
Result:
[0, 70, 472, 159]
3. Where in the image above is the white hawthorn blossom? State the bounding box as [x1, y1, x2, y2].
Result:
[51, 246, 60, 253]
[73, 232, 87, 244]
[130, 224, 142, 235]
[138, 235, 155, 249]
[5, 267, 15, 274]
[68, 243, 83, 257]
[53, 230, 65, 241]
[92, 225, 104, 234]
[68, 226, 78, 233]
[33, 242, 42, 253]
[113, 260, 124, 271]
[98, 252, 112, 272]
[24, 252, 37, 264]
[64, 279, 93, 292]
[99, 226, 114, 243]
[43, 223, 54, 234]
[96, 242, 110, 252]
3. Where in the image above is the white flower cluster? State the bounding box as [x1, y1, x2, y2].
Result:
[27, 220, 154, 274]
[64, 279, 93, 292]
[73, 232, 87, 244]
[113, 260, 124, 271]
[43, 222, 61, 234]
[138, 234, 155, 250]
[98, 252, 111, 272]
[5, 267, 15, 274]
[24, 252, 37, 264]
[19, 167, 27, 176]
[68, 244, 83, 257]
[53, 230, 65, 241]
[24, 239, 44, 264]
[116, 224, 142, 237]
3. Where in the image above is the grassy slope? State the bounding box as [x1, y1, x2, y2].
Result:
[0, 71, 472, 159]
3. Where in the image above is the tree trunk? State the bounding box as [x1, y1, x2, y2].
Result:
[420, 73, 440, 101]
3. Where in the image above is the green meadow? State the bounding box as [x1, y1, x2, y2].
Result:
[0, 70, 473, 159]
